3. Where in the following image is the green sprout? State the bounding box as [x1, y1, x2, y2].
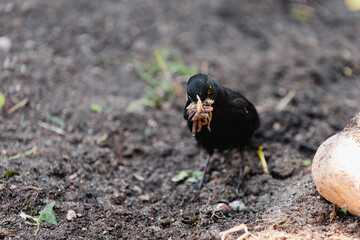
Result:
[127, 48, 197, 112]
[300, 159, 312, 167]
[7, 146, 38, 161]
[20, 201, 57, 235]
[0, 92, 5, 110]
[2, 170, 20, 179]
[291, 8, 309, 22]
[257, 146, 268, 174]
[43, 115, 65, 129]
[343, 66, 352, 77]
[90, 103, 102, 113]
[171, 170, 203, 183]
[339, 208, 348, 214]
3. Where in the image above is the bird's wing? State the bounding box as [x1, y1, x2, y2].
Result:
[232, 96, 260, 130]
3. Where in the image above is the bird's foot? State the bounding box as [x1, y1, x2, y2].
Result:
[235, 169, 245, 196]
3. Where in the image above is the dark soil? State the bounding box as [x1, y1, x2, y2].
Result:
[1, 0, 360, 239]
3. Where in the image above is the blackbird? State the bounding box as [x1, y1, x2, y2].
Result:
[184, 73, 260, 190]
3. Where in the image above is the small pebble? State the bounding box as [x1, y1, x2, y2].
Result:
[273, 122, 281, 131]
[133, 173, 145, 181]
[133, 185, 142, 194]
[9, 184, 17, 190]
[24, 40, 35, 50]
[216, 203, 231, 212]
[122, 149, 133, 158]
[0, 36, 11, 52]
[138, 194, 151, 203]
[111, 194, 126, 205]
[229, 200, 246, 211]
[4, 3, 15, 12]
[68, 173, 77, 181]
[66, 210, 77, 221]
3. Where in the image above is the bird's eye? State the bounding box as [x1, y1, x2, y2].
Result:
[207, 85, 212, 94]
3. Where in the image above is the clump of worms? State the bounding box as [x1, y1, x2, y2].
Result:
[186, 96, 214, 136]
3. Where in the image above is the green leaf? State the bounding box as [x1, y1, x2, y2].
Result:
[99, 133, 109, 142]
[90, 103, 102, 113]
[343, 66, 353, 77]
[43, 115, 65, 129]
[167, 61, 197, 76]
[127, 98, 157, 112]
[24, 146, 37, 156]
[45, 138, 53, 145]
[171, 170, 190, 182]
[340, 208, 348, 214]
[133, 62, 160, 87]
[7, 153, 22, 161]
[0, 92, 5, 110]
[291, 8, 309, 22]
[300, 159, 312, 167]
[39, 201, 57, 225]
[171, 170, 203, 183]
[186, 171, 203, 183]
[128, 48, 197, 112]
[7, 146, 37, 161]
[2, 170, 20, 179]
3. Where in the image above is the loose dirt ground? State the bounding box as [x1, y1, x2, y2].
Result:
[1, 0, 360, 239]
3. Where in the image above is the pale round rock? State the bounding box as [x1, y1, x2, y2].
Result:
[312, 131, 360, 216]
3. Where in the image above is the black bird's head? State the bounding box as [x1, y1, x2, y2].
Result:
[186, 74, 219, 104]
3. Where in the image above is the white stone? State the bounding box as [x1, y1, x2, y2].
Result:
[0, 36, 12, 52]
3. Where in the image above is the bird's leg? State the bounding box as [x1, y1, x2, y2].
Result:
[220, 149, 231, 164]
[198, 153, 212, 190]
[235, 150, 245, 194]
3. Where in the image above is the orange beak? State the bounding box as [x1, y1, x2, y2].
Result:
[196, 95, 202, 113]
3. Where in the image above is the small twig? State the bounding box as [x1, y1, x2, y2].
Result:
[219, 224, 251, 240]
[34, 224, 40, 235]
[276, 90, 296, 112]
[8, 97, 29, 114]
[62, 154, 74, 162]
[329, 204, 337, 222]
[20, 186, 43, 191]
[37, 121, 65, 135]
